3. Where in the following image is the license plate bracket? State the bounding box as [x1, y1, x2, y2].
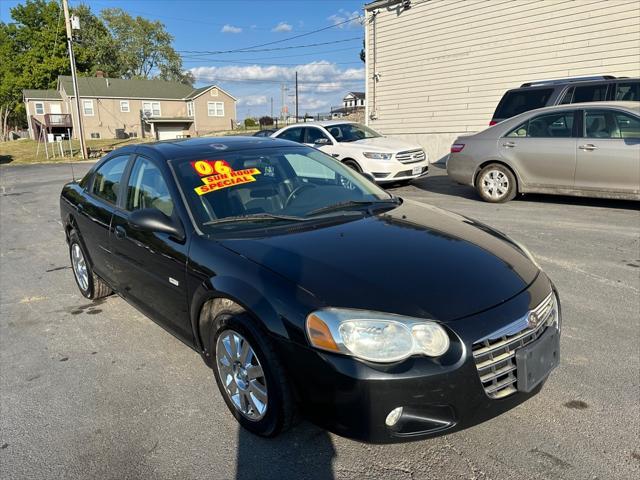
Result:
[515, 327, 560, 393]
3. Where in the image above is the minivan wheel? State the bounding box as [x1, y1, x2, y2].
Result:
[68, 231, 112, 300]
[211, 314, 296, 437]
[476, 164, 517, 203]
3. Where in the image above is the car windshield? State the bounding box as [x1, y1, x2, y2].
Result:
[326, 123, 382, 143]
[170, 145, 394, 234]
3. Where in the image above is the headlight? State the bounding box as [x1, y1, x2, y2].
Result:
[362, 152, 393, 160]
[306, 309, 450, 363]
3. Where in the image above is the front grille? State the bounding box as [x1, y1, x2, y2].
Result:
[396, 149, 426, 164]
[472, 292, 558, 399]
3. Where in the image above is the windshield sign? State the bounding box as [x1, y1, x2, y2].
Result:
[171, 146, 393, 233]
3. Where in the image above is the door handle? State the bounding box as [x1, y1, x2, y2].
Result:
[114, 225, 127, 240]
[502, 142, 516, 148]
[578, 144, 598, 151]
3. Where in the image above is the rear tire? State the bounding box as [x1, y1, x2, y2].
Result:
[476, 164, 517, 203]
[211, 313, 296, 438]
[69, 231, 112, 300]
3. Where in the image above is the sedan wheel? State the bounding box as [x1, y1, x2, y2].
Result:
[476, 164, 517, 203]
[71, 243, 89, 292]
[216, 329, 268, 421]
[68, 231, 112, 300]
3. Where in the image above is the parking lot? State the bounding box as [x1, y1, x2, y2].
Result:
[1, 161, 638, 480]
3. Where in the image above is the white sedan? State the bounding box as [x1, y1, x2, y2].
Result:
[271, 121, 428, 183]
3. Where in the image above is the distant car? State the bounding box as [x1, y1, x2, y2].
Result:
[491, 76, 639, 125]
[253, 129, 276, 137]
[60, 136, 560, 443]
[271, 121, 428, 183]
[447, 101, 640, 202]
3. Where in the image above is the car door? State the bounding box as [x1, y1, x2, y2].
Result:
[109, 154, 192, 344]
[574, 109, 640, 194]
[74, 154, 131, 286]
[500, 110, 577, 189]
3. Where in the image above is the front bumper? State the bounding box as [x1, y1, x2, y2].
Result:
[360, 158, 429, 183]
[277, 273, 559, 443]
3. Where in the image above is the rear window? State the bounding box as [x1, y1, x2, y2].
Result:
[615, 81, 640, 101]
[493, 89, 554, 120]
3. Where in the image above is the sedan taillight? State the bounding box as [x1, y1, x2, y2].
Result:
[489, 120, 498, 126]
[450, 143, 465, 153]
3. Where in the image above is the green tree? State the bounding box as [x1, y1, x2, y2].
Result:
[101, 8, 193, 85]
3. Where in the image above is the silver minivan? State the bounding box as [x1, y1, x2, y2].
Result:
[447, 101, 640, 202]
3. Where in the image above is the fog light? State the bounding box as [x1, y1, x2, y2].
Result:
[385, 407, 403, 427]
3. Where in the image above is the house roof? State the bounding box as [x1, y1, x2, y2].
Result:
[23, 89, 61, 100]
[345, 91, 365, 99]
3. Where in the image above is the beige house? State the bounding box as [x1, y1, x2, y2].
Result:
[23, 74, 237, 141]
[364, 0, 640, 162]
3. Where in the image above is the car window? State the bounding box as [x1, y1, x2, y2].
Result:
[125, 157, 174, 217]
[493, 89, 554, 119]
[91, 155, 130, 204]
[277, 127, 304, 143]
[286, 153, 337, 179]
[508, 112, 575, 138]
[615, 82, 640, 101]
[614, 112, 640, 139]
[573, 84, 608, 103]
[326, 123, 381, 142]
[305, 127, 330, 144]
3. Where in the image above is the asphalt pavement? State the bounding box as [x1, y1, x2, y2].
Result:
[1, 161, 638, 480]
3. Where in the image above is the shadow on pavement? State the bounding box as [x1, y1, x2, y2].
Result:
[0, 154, 14, 164]
[406, 163, 639, 211]
[235, 421, 336, 480]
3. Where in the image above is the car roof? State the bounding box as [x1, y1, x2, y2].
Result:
[526, 101, 640, 115]
[132, 136, 299, 159]
[509, 77, 639, 91]
[280, 120, 357, 128]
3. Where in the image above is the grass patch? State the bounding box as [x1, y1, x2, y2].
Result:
[0, 137, 149, 165]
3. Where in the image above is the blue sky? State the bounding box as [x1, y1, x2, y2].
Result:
[1, 0, 366, 119]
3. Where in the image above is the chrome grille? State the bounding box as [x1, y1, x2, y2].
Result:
[396, 149, 426, 164]
[472, 292, 558, 399]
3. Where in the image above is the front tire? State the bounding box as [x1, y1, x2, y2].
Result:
[476, 164, 517, 203]
[69, 231, 112, 300]
[342, 159, 362, 172]
[211, 313, 296, 437]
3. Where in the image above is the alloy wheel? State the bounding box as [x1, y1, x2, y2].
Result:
[71, 243, 89, 291]
[481, 169, 509, 200]
[216, 330, 268, 421]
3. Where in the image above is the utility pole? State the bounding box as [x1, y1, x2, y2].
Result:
[280, 83, 288, 122]
[62, 0, 87, 159]
[270, 97, 273, 118]
[295, 71, 299, 123]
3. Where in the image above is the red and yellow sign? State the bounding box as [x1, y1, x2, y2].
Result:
[191, 160, 261, 196]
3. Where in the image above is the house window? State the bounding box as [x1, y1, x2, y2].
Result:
[120, 100, 130, 112]
[82, 100, 94, 116]
[34, 102, 45, 115]
[208, 101, 224, 117]
[142, 101, 161, 117]
[187, 101, 194, 117]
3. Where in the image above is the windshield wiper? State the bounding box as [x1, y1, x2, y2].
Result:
[305, 198, 400, 217]
[203, 213, 307, 226]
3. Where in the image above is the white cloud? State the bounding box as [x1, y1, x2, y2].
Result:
[238, 95, 268, 106]
[221, 24, 242, 34]
[327, 9, 362, 28]
[272, 22, 293, 32]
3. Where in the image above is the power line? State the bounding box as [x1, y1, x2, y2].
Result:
[178, 45, 360, 62]
[191, 76, 364, 85]
[179, 37, 361, 55]
[181, 57, 363, 66]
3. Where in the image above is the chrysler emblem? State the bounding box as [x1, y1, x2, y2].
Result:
[527, 312, 540, 329]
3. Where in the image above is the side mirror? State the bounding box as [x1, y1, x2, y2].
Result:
[129, 208, 184, 241]
[360, 172, 376, 183]
[314, 138, 331, 145]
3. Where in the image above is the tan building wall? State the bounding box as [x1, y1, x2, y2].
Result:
[191, 87, 237, 135]
[365, 0, 640, 162]
[24, 97, 70, 139]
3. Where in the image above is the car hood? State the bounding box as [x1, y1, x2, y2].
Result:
[345, 136, 423, 152]
[218, 200, 539, 322]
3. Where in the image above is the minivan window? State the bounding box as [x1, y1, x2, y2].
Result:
[615, 82, 640, 101]
[573, 84, 608, 103]
[507, 112, 575, 138]
[91, 155, 130, 204]
[493, 89, 554, 119]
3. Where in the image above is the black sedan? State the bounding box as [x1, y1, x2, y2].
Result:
[60, 137, 561, 443]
